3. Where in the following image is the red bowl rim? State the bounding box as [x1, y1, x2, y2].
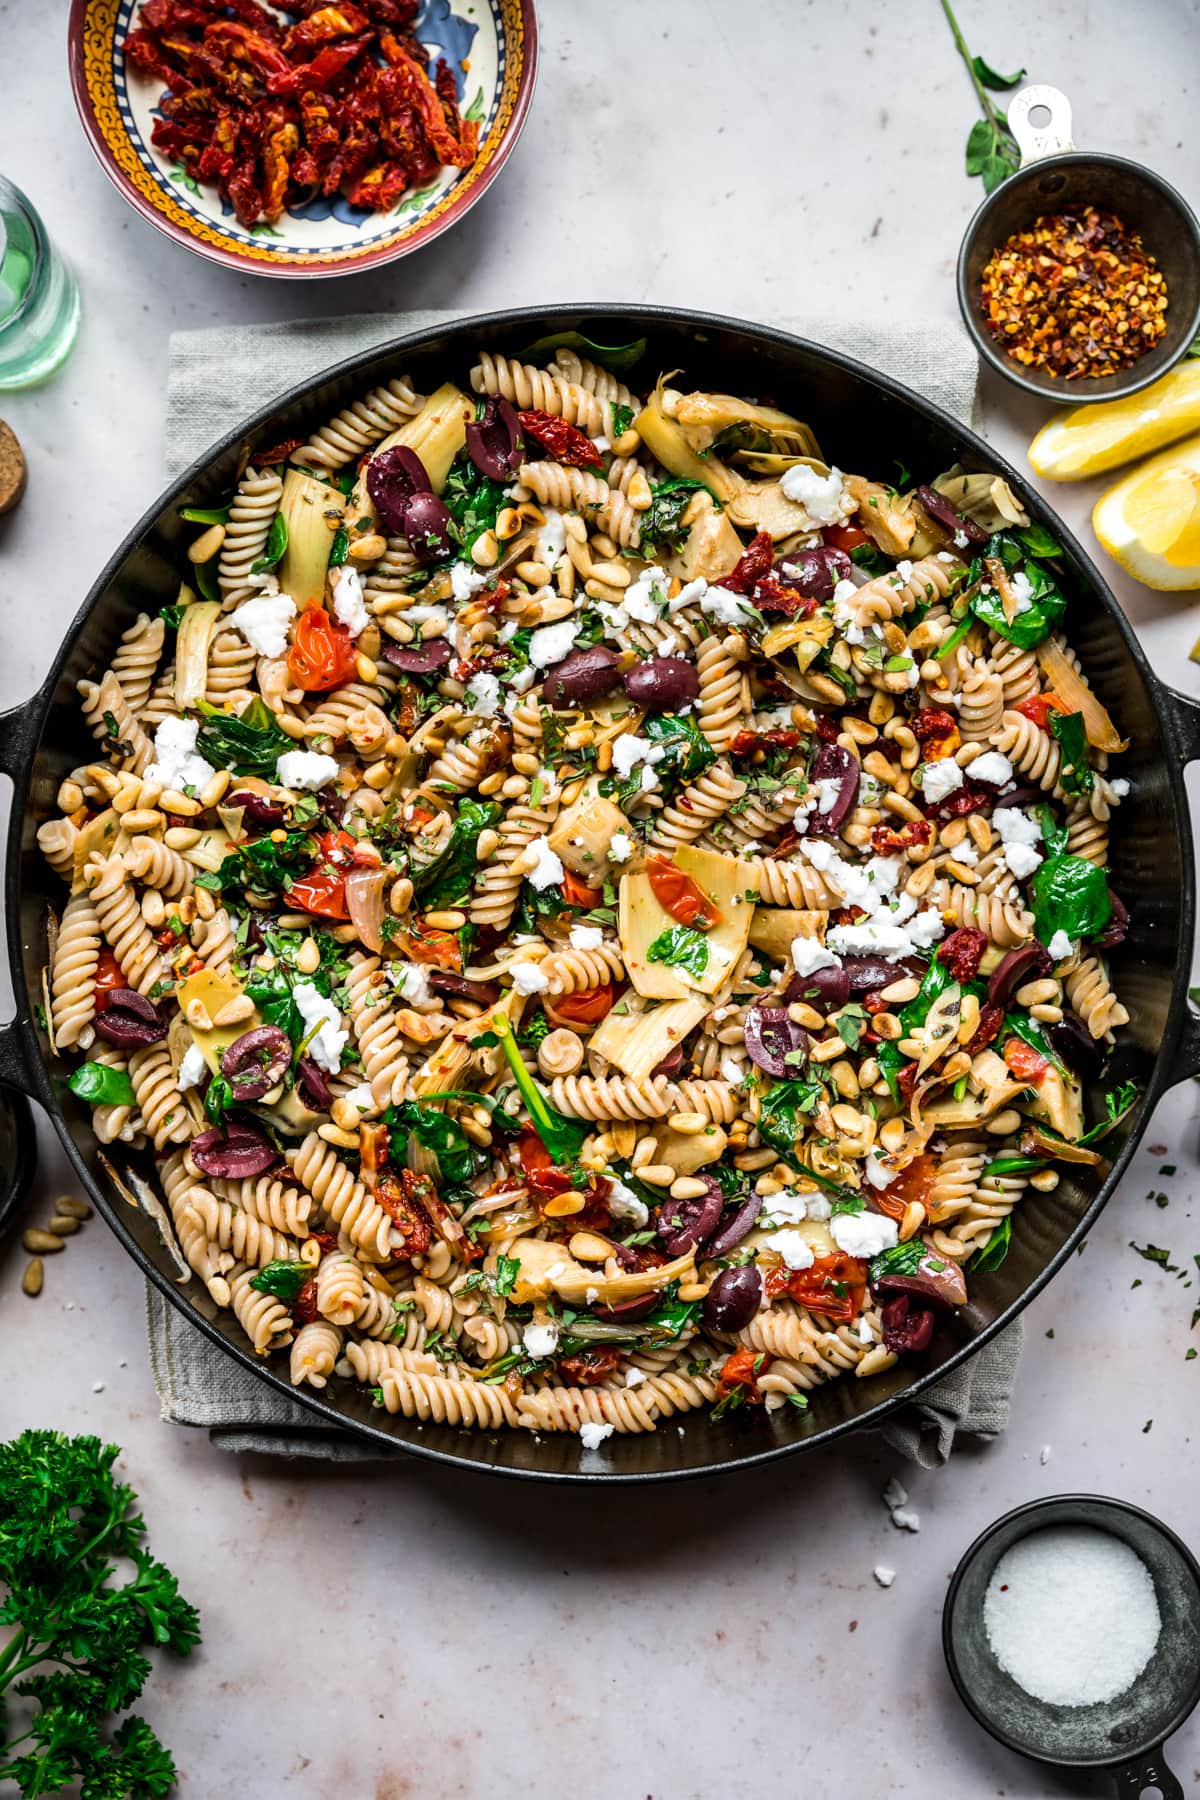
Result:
[67, 0, 539, 279]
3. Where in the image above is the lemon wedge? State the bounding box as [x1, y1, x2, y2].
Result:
[1093, 433, 1200, 589]
[1029, 360, 1200, 481]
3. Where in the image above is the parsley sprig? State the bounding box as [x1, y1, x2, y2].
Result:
[0, 1431, 200, 1798]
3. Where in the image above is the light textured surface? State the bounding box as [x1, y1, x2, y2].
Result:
[2, 1, 1200, 1795]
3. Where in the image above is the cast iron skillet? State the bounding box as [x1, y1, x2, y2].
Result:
[2, 306, 1199, 1482]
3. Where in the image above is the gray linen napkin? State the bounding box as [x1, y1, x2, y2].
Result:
[152, 308, 1020, 1464]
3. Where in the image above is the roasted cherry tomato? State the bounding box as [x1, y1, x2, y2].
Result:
[516, 1130, 572, 1197]
[765, 1251, 867, 1322]
[870, 1153, 936, 1224]
[1004, 1036, 1048, 1083]
[823, 522, 868, 553]
[292, 1275, 321, 1326]
[646, 855, 720, 930]
[286, 605, 359, 693]
[93, 949, 125, 1000]
[560, 868, 604, 909]
[715, 1347, 770, 1402]
[404, 917, 462, 969]
[288, 829, 357, 919]
[1015, 692, 1067, 732]
[375, 1168, 433, 1259]
[548, 984, 616, 1026]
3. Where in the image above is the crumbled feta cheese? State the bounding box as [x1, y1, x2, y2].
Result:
[992, 807, 1042, 849]
[387, 961, 431, 1005]
[578, 1421, 614, 1450]
[177, 1043, 208, 1091]
[863, 1152, 897, 1191]
[529, 619, 578, 669]
[610, 734, 665, 780]
[625, 1366, 647, 1387]
[450, 561, 488, 603]
[592, 435, 610, 454]
[536, 508, 567, 572]
[622, 571, 666, 623]
[524, 835, 565, 891]
[146, 717, 216, 794]
[833, 579, 863, 630]
[331, 564, 369, 638]
[764, 1230, 815, 1271]
[953, 529, 969, 550]
[1003, 841, 1044, 880]
[466, 671, 502, 717]
[950, 840, 979, 867]
[967, 750, 1013, 786]
[639, 763, 660, 794]
[873, 1565, 896, 1588]
[276, 749, 340, 791]
[607, 1180, 649, 1228]
[569, 923, 604, 950]
[522, 1321, 559, 1359]
[921, 758, 965, 804]
[892, 1507, 921, 1533]
[293, 980, 348, 1073]
[894, 559, 914, 582]
[779, 462, 851, 525]
[828, 904, 944, 959]
[341, 1082, 375, 1114]
[791, 936, 841, 976]
[764, 1193, 809, 1225]
[1009, 569, 1034, 614]
[509, 959, 550, 995]
[805, 1196, 832, 1222]
[857, 1313, 873, 1343]
[1110, 777, 1130, 798]
[585, 1286, 600, 1306]
[507, 667, 536, 696]
[1047, 930, 1074, 962]
[667, 576, 709, 616]
[883, 1476, 909, 1510]
[701, 584, 758, 628]
[608, 831, 633, 863]
[831, 1210, 899, 1258]
[230, 590, 297, 659]
[858, 771, 887, 805]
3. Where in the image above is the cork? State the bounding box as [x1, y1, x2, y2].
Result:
[0, 420, 26, 515]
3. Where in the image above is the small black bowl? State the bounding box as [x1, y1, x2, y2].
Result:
[957, 85, 1200, 405]
[944, 1494, 1200, 1796]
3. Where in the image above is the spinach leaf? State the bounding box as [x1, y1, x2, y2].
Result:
[195, 829, 314, 897]
[1049, 710, 1093, 796]
[1015, 523, 1062, 559]
[969, 1215, 1012, 1273]
[1030, 854, 1112, 944]
[243, 964, 305, 1043]
[195, 697, 292, 778]
[249, 1260, 310, 1302]
[516, 330, 647, 375]
[1076, 1079, 1140, 1146]
[867, 1239, 926, 1283]
[67, 1061, 137, 1107]
[193, 556, 221, 604]
[982, 1154, 1046, 1178]
[647, 926, 709, 978]
[445, 450, 509, 556]
[1003, 1010, 1067, 1075]
[410, 798, 503, 911]
[968, 532, 1067, 648]
[610, 402, 635, 439]
[849, 540, 890, 578]
[387, 1101, 477, 1186]
[1038, 803, 1069, 858]
[756, 1077, 823, 1160]
[180, 502, 230, 525]
[830, 1192, 865, 1217]
[159, 602, 186, 630]
[250, 512, 288, 574]
[604, 712, 716, 809]
[638, 477, 708, 555]
[329, 526, 350, 567]
[203, 1074, 233, 1122]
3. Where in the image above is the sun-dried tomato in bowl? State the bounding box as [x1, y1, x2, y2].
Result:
[126, 0, 480, 228]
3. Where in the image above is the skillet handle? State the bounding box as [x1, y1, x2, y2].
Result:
[0, 697, 47, 1103]
[1160, 683, 1200, 1080]
[1108, 1746, 1183, 1798]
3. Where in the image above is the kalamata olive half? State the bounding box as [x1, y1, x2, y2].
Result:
[1046, 1010, 1106, 1078]
[704, 1192, 763, 1259]
[988, 943, 1052, 1010]
[703, 1264, 763, 1333]
[915, 484, 987, 546]
[220, 1025, 292, 1100]
[656, 1177, 723, 1256]
[873, 1248, 967, 1311]
[402, 492, 454, 564]
[228, 790, 287, 829]
[591, 1292, 659, 1323]
[427, 970, 501, 1007]
[190, 1120, 280, 1180]
[381, 639, 452, 675]
[465, 396, 524, 481]
[93, 988, 166, 1049]
[783, 964, 851, 1014]
[366, 444, 433, 536]
[805, 742, 860, 834]
[542, 645, 621, 708]
[773, 545, 852, 601]
[1094, 889, 1129, 949]
[622, 656, 699, 712]
[881, 1293, 935, 1354]
[650, 1044, 685, 1079]
[295, 1057, 333, 1111]
[744, 1005, 808, 1078]
[841, 955, 909, 995]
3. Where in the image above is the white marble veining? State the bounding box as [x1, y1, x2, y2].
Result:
[2, 1, 1200, 1794]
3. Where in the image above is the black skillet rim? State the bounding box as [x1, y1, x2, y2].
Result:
[942, 1492, 1200, 1768]
[5, 302, 1199, 1481]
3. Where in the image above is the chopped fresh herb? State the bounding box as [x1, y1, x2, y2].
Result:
[834, 1003, 869, 1052]
[249, 1260, 310, 1302]
[491, 1254, 520, 1299]
[1129, 1241, 1175, 1269]
[1048, 709, 1093, 796]
[941, 0, 1023, 192]
[970, 1215, 1012, 1272]
[638, 477, 709, 555]
[647, 925, 709, 978]
[67, 1061, 137, 1107]
[610, 402, 635, 439]
[830, 1193, 866, 1218]
[329, 525, 350, 567]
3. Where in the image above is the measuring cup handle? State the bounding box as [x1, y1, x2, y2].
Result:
[1108, 1747, 1183, 1799]
[1007, 84, 1076, 166]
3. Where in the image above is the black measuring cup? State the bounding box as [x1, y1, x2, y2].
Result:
[944, 1495, 1200, 1797]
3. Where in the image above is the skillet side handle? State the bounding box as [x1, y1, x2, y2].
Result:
[1108, 1747, 1183, 1798]
[0, 697, 47, 1103]
[1162, 684, 1200, 1081]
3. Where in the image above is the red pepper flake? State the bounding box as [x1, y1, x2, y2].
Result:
[980, 208, 1168, 381]
[518, 409, 602, 469]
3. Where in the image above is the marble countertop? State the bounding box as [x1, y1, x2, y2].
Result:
[3, 1, 1200, 1794]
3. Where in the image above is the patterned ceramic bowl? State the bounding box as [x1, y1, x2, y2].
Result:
[68, 0, 538, 278]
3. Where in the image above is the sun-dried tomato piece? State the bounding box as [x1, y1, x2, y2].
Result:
[721, 530, 775, 596]
[291, 1274, 320, 1325]
[751, 574, 817, 617]
[375, 1167, 432, 1258]
[965, 1001, 1004, 1055]
[870, 819, 933, 855]
[936, 926, 988, 982]
[516, 409, 601, 469]
[283, 3, 371, 55]
[556, 1347, 622, 1386]
[922, 779, 991, 822]
[913, 707, 959, 743]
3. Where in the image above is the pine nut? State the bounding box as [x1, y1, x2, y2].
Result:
[200, 768, 231, 808]
[985, 1108, 1023, 1135]
[1030, 1003, 1063, 1023]
[1016, 978, 1059, 1007]
[195, 887, 216, 920]
[187, 522, 226, 562]
[588, 560, 631, 588]
[879, 1117, 907, 1153]
[472, 530, 499, 568]
[348, 533, 387, 562]
[47, 1215, 81, 1236]
[636, 1164, 676, 1188]
[318, 1123, 362, 1149]
[123, 808, 165, 833]
[543, 1192, 586, 1217]
[185, 998, 213, 1031]
[873, 1012, 902, 1041]
[422, 909, 466, 930]
[677, 1280, 710, 1302]
[880, 976, 920, 1004]
[788, 1002, 825, 1031]
[164, 827, 202, 849]
[356, 653, 378, 684]
[668, 1112, 708, 1135]
[296, 938, 321, 975]
[56, 1195, 92, 1219]
[23, 1228, 65, 1254]
[899, 1201, 925, 1242]
[475, 828, 500, 861]
[670, 1175, 711, 1199]
[212, 994, 254, 1027]
[331, 1097, 369, 1130]
[160, 789, 202, 816]
[1030, 1169, 1060, 1192]
[22, 1258, 44, 1296]
[568, 1231, 612, 1263]
[140, 890, 165, 928]
[57, 779, 84, 812]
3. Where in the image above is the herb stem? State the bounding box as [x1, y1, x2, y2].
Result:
[940, 0, 999, 126]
